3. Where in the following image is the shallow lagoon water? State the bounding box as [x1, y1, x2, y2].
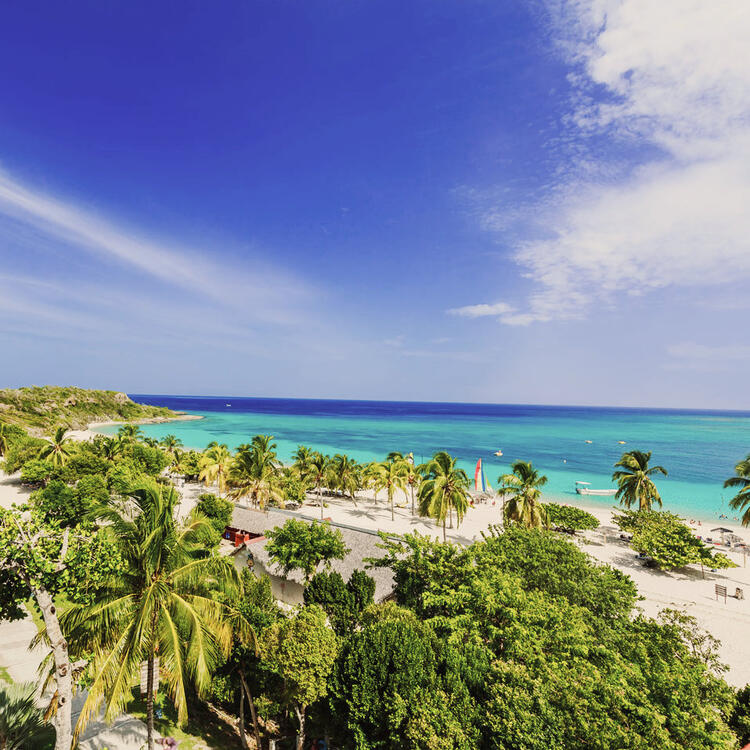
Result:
[102, 396, 750, 522]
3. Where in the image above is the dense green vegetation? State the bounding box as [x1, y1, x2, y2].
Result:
[0, 386, 176, 432]
[2, 395, 750, 750]
[543, 502, 600, 533]
[613, 509, 735, 571]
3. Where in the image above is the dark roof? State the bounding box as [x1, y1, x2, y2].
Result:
[231, 505, 395, 601]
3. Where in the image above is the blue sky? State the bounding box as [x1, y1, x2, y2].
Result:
[1, 1, 748, 408]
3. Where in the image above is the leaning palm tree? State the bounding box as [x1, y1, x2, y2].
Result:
[60, 480, 239, 750]
[497, 460, 548, 529]
[228, 443, 283, 511]
[612, 449, 668, 511]
[370, 459, 409, 522]
[199, 444, 234, 497]
[0, 681, 55, 749]
[38, 426, 74, 467]
[418, 451, 470, 541]
[724, 454, 750, 526]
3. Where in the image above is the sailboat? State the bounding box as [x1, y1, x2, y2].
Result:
[474, 459, 493, 493]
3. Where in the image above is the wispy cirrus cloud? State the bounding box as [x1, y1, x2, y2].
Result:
[458, 0, 750, 325]
[0, 167, 310, 324]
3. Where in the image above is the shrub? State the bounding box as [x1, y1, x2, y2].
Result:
[543, 503, 600, 533]
[19, 459, 54, 487]
[196, 493, 234, 533]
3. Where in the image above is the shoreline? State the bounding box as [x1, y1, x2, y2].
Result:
[68, 413, 203, 442]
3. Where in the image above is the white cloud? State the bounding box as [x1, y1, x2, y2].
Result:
[448, 301, 515, 318]
[465, 0, 750, 324]
[0, 168, 310, 323]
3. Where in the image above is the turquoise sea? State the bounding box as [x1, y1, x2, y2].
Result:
[102, 396, 750, 522]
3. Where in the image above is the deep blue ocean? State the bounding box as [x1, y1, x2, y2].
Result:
[103, 395, 750, 522]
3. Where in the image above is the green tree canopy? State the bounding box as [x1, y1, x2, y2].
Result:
[543, 503, 599, 533]
[261, 605, 338, 750]
[304, 569, 375, 636]
[266, 519, 350, 583]
[329, 616, 479, 750]
[613, 509, 735, 571]
[366, 528, 736, 749]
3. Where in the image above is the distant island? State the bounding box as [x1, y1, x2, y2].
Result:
[0, 385, 179, 433]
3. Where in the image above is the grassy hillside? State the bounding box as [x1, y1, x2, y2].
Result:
[0, 386, 177, 433]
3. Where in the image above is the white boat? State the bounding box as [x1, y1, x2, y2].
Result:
[575, 480, 616, 496]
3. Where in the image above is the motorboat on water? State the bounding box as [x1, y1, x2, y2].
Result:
[494, 449, 503, 456]
[575, 480, 616, 496]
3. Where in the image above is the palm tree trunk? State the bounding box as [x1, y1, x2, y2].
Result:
[442, 517, 446, 542]
[239, 670, 262, 750]
[410, 484, 415, 515]
[449, 503, 453, 529]
[33, 586, 72, 750]
[319, 485, 324, 519]
[238, 684, 249, 750]
[146, 654, 155, 750]
[295, 704, 306, 750]
[390, 491, 394, 522]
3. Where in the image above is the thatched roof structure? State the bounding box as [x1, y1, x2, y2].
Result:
[230, 505, 395, 602]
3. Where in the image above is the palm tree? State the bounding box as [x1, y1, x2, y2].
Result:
[418, 451, 470, 541]
[228, 443, 283, 511]
[724, 454, 750, 525]
[117, 423, 142, 442]
[304, 452, 330, 519]
[60, 480, 238, 750]
[160, 434, 182, 452]
[404, 453, 421, 516]
[612, 450, 668, 511]
[497, 460, 548, 529]
[98, 436, 124, 462]
[292, 445, 314, 473]
[370, 459, 409, 522]
[199, 444, 234, 496]
[250, 434, 279, 473]
[0, 681, 55, 749]
[330, 454, 362, 505]
[160, 435, 183, 456]
[38, 426, 74, 467]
